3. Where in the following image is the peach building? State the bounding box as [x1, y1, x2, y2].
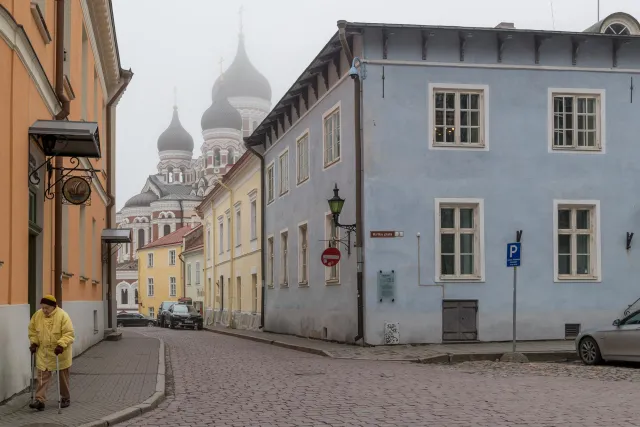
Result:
[0, 0, 131, 401]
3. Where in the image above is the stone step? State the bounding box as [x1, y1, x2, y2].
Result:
[104, 331, 122, 341]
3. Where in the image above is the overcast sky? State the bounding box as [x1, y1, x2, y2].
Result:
[112, 0, 640, 210]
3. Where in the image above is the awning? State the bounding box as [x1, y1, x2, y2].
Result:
[29, 120, 101, 158]
[101, 229, 132, 244]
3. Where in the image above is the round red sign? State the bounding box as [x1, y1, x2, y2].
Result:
[321, 247, 341, 267]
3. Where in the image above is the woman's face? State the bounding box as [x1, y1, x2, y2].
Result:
[41, 304, 55, 316]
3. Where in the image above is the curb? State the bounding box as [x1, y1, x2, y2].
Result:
[204, 327, 332, 358]
[78, 338, 166, 427]
[416, 350, 578, 364]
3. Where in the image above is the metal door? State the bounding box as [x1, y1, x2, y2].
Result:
[442, 300, 478, 341]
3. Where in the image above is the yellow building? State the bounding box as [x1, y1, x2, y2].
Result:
[137, 226, 191, 319]
[199, 151, 262, 329]
[0, 0, 131, 401]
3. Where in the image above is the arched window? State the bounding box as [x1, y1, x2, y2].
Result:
[121, 288, 129, 305]
[179, 168, 185, 183]
[228, 148, 235, 165]
[167, 167, 174, 183]
[604, 23, 631, 35]
[138, 229, 145, 248]
[207, 151, 213, 166]
[214, 148, 221, 167]
[134, 288, 139, 304]
[164, 224, 171, 236]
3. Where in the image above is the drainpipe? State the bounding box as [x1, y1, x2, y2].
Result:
[53, 0, 70, 307]
[218, 181, 234, 322]
[338, 20, 365, 344]
[179, 251, 186, 299]
[179, 200, 184, 227]
[245, 145, 265, 329]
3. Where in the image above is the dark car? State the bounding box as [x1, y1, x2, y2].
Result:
[165, 303, 203, 330]
[157, 301, 177, 328]
[117, 313, 156, 328]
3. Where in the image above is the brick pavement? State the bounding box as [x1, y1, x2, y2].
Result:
[122, 327, 640, 427]
[0, 329, 159, 427]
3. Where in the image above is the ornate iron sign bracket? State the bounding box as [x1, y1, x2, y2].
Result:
[29, 156, 99, 200]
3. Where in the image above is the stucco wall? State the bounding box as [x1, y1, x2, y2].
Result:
[360, 28, 640, 344]
[263, 77, 358, 343]
[0, 304, 30, 402]
[63, 300, 104, 357]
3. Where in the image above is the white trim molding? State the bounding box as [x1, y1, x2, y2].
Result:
[434, 198, 485, 282]
[296, 128, 311, 188]
[297, 220, 309, 286]
[552, 199, 602, 283]
[322, 101, 342, 170]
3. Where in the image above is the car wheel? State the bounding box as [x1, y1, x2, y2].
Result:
[579, 336, 603, 365]
[147, 321, 154, 327]
[117, 322, 124, 328]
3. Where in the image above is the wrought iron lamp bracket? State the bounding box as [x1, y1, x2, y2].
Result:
[102, 243, 123, 263]
[334, 216, 357, 256]
[29, 156, 99, 200]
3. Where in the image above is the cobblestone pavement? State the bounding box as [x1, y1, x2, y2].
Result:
[0, 330, 159, 427]
[122, 328, 640, 427]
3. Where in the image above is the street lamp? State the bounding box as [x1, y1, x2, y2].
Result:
[327, 184, 356, 254]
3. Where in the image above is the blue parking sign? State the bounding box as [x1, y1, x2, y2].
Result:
[506, 243, 521, 267]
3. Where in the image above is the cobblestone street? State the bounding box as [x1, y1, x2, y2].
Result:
[122, 328, 640, 427]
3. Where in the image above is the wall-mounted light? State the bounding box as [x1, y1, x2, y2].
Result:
[627, 232, 634, 250]
[0, 261, 4, 268]
[327, 183, 357, 255]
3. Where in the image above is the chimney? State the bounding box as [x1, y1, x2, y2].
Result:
[495, 22, 515, 29]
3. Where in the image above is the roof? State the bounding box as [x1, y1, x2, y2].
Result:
[140, 226, 192, 250]
[116, 260, 138, 271]
[157, 106, 194, 152]
[158, 194, 203, 202]
[197, 150, 256, 211]
[148, 175, 193, 196]
[184, 225, 204, 252]
[124, 190, 158, 208]
[201, 76, 243, 131]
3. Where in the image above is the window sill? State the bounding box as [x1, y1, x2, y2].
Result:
[326, 280, 340, 286]
[297, 177, 309, 187]
[323, 159, 340, 170]
[79, 276, 90, 282]
[92, 280, 100, 285]
[280, 284, 289, 289]
[556, 275, 601, 283]
[551, 147, 603, 154]
[298, 282, 309, 288]
[267, 199, 275, 206]
[279, 190, 290, 197]
[267, 285, 275, 289]
[438, 276, 484, 283]
[431, 143, 486, 150]
[62, 271, 74, 279]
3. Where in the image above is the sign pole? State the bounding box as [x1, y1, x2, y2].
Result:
[512, 265, 517, 353]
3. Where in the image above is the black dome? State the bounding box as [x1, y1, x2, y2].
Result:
[157, 106, 194, 152]
[200, 78, 243, 131]
[218, 35, 271, 101]
[124, 191, 159, 208]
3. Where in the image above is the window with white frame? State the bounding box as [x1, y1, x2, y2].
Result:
[235, 207, 241, 245]
[280, 231, 288, 286]
[279, 151, 289, 195]
[148, 307, 155, 318]
[437, 201, 483, 280]
[298, 223, 308, 285]
[266, 164, 274, 203]
[187, 263, 192, 285]
[433, 89, 484, 147]
[555, 202, 600, 280]
[297, 133, 309, 184]
[325, 214, 340, 282]
[169, 277, 177, 297]
[195, 261, 201, 284]
[207, 229, 211, 260]
[169, 250, 176, 266]
[227, 214, 231, 251]
[551, 91, 602, 151]
[147, 278, 154, 296]
[147, 253, 154, 268]
[250, 200, 257, 240]
[218, 220, 224, 254]
[323, 108, 340, 166]
[267, 236, 274, 287]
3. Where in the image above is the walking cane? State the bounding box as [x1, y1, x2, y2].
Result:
[30, 352, 35, 404]
[56, 354, 61, 414]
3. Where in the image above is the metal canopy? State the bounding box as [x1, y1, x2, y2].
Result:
[29, 120, 101, 158]
[101, 228, 132, 244]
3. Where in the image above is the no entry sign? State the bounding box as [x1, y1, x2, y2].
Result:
[321, 247, 341, 267]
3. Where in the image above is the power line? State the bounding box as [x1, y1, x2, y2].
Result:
[550, 0, 556, 30]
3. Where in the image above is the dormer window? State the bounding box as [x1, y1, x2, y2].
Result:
[604, 23, 631, 35]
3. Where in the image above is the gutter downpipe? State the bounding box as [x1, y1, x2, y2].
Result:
[245, 145, 265, 329]
[178, 201, 185, 299]
[105, 70, 133, 330]
[54, 0, 70, 307]
[218, 181, 234, 326]
[338, 21, 365, 344]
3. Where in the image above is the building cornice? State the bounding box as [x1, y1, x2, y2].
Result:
[84, 0, 120, 94]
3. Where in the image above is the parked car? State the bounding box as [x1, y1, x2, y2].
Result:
[117, 313, 156, 328]
[576, 309, 640, 365]
[157, 301, 177, 328]
[165, 303, 203, 330]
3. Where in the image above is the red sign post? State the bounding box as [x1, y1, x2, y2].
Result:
[321, 247, 341, 267]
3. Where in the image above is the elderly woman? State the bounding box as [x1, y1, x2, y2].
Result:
[27, 295, 75, 411]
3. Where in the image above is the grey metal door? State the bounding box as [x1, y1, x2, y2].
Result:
[442, 300, 478, 341]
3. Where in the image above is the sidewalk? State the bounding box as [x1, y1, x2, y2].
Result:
[0, 329, 163, 427]
[205, 326, 577, 362]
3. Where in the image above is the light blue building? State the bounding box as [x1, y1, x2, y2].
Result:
[246, 12, 640, 345]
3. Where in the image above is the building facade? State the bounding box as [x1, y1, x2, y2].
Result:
[199, 152, 262, 330]
[182, 225, 204, 313]
[0, 0, 130, 401]
[246, 13, 640, 345]
[137, 227, 191, 319]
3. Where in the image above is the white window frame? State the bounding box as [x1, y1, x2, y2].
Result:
[218, 217, 224, 254]
[548, 88, 605, 154]
[207, 228, 212, 260]
[250, 199, 257, 241]
[195, 261, 201, 285]
[235, 204, 242, 247]
[296, 130, 310, 186]
[226, 212, 231, 252]
[187, 263, 192, 285]
[147, 278, 154, 297]
[298, 221, 309, 286]
[434, 198, 485, 282]
[168, 249, 176, 266]
[267, 235, 274, 288]
[553, 200, 602, 282]
[325, 212, 340, 284]
[322, 102, 341, 168]
[147, 253, 154, 268]
[279, 148, 290, 196]
[266, 161, 275, 205]
[169, 276, 177, 297]
[280, 229, 289, 287]
[428, 83, 490, 151]
[148, 307, 155, 318]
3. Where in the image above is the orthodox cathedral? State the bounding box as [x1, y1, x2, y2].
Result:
[115, 30, 272, 311]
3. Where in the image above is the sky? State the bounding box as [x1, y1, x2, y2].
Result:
[112, 0, 640, 210]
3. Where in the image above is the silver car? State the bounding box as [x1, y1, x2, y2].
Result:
[576, 309, 640, 365]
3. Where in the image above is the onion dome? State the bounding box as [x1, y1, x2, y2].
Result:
[200, 77, 243, 131]
[216, 35, 271, 101]
[157, 106, 194, 152]
[124, 191, 158, 208]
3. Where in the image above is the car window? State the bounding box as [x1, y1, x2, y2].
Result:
[173, 305, 197, 314]
[623, 311, 640, 325]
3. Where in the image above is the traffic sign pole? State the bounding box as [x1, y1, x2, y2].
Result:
[506, 239, 522, 353]
[512, 265, 517, 353]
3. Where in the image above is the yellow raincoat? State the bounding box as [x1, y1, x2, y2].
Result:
[28, 307, 75, 371]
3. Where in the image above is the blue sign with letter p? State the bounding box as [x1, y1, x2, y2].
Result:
[506, 243, 521, 267]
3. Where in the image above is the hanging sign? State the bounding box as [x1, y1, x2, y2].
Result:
[62, 176, 92, 205]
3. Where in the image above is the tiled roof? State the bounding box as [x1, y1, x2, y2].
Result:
[184, 225, 203, 251]
[159, 194, 202, 201]
[116, 260, 138, 271]
[140, 226, 192, 250]
[148, 175, 193, 196]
